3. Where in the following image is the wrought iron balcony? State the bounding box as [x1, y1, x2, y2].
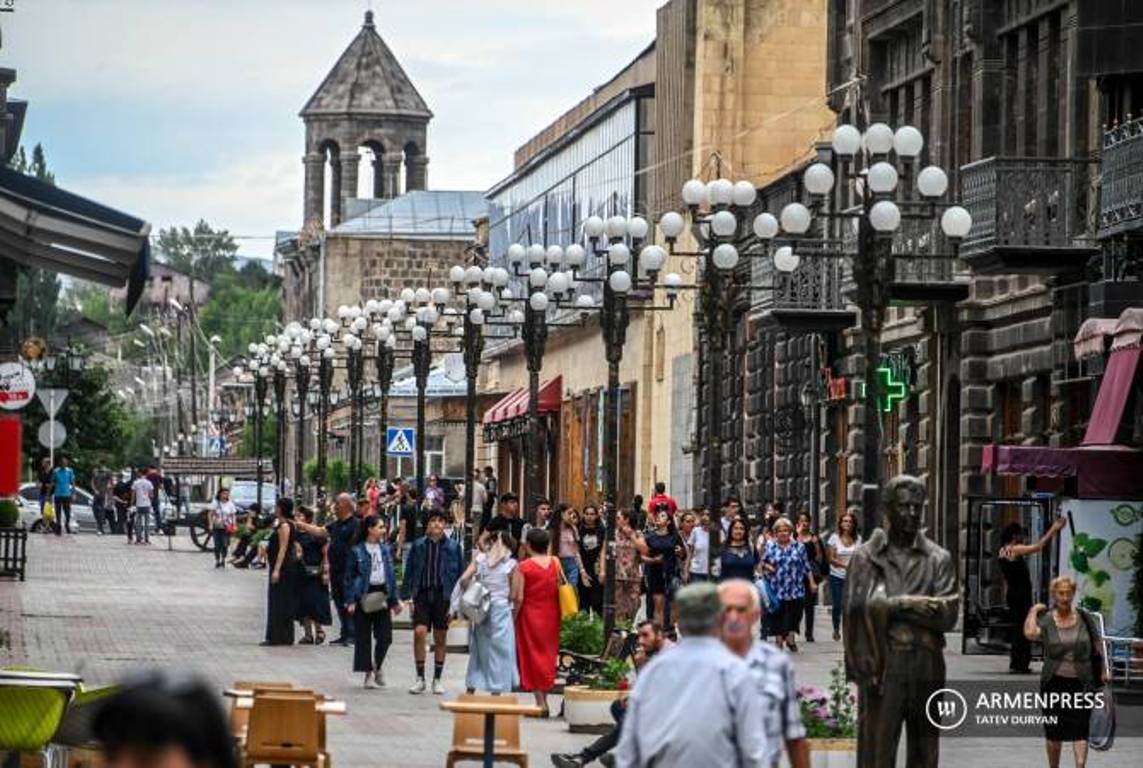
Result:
[886, 216, 971, 303]
[959, 156, 1098, 274]
[1099, 116, 1143, 239]
[757, 256, 857, 333]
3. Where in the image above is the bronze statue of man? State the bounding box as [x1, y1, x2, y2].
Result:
[844, 475, 959, 768]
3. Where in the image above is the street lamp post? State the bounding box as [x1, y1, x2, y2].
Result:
[374, 340, 395, 486]
[252, 365, 268, 513]
[461, 293, 485, 561]
[521, 290, 548, 525]
[666, 123, 970, 534]
[272, 365, 287, 496]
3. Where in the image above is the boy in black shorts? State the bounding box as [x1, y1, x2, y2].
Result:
[400, 509, 462, 694]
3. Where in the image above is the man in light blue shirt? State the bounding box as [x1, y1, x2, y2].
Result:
[51, 456, 76, 535]
[615, 583, 771, 768]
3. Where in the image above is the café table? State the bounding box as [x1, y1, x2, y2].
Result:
[439, 698, 542, 768]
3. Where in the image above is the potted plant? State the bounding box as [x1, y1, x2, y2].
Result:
[0, 498, 17, 528]
[795, 661, 857, 768]
[563, 657, 630, 733]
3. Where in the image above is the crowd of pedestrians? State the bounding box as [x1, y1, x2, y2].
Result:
[193, 467, 867, 768]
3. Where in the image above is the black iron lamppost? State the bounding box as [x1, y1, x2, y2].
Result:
[272, 364, 288, 496]
[237, 350, 270, 514]
[343, 324, 366, 496]
[665, 123, 970, 535]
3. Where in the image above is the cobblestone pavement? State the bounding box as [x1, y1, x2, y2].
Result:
[2, 532, 1139, 767]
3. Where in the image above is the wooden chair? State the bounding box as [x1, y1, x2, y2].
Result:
[229, 682, 294, 740]
[241, 693, 327, 768]
[445, 694, 528, 768]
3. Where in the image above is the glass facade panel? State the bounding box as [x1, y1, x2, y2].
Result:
[485, 97, 653, 329]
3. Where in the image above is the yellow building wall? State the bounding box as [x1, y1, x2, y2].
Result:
[643, 0, 835, 505]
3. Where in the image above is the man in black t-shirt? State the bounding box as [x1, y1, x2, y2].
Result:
[578, 505, 606, 614]
[323, 493, 359, 645]
[479, 466, 498, 531]
[483, 491, 525, 545]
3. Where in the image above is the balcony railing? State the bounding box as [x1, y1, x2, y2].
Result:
[959, 156, 1096, 258]
[1099, 116, 1143, 239]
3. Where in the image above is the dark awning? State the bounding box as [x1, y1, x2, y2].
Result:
[0, 166, 151, 313]
[982, 443, 1143, 499]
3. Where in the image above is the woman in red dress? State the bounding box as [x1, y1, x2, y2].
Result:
[514, 527, 561, 716]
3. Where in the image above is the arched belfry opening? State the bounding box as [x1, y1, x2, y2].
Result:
[300, 10, 432, 228]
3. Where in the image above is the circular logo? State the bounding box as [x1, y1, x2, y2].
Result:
[925, 687, 968, 731]
[0, 361, 36, 411]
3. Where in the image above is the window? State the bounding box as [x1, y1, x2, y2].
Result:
[426, 434, 446, 477]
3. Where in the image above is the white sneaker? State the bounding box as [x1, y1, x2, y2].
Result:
[363, 673, 376, 689]
[373, 670, 386, 687]
[431, 679, 445, 695]
[408, 678, 426, 694]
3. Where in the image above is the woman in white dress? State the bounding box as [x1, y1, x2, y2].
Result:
[460, 530, 522, 693]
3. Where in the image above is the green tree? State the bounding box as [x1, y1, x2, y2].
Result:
[7, 143, 61, 342]
[22, 365, 154, 484]
[198, 271, 280, 360]
[238, 417, 277, 460]
[155, 220, 238, 280]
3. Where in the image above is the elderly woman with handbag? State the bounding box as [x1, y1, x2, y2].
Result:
[344, 515, 403, 688]
[459, 530, 522, 694]
[1024, 575, 1109, 768]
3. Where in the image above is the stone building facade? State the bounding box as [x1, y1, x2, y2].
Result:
[715, 0, 1143, 564]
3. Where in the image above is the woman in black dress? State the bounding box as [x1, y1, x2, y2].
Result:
[998, 515, 1066, 672]
[295, 506, 332, 644]
[263, 497, 301, 646]
[795, 511, 825, 642]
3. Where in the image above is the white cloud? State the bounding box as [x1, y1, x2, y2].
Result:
[72, 150, 301, 259]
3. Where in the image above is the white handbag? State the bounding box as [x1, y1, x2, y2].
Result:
[459, 565, 492, 625]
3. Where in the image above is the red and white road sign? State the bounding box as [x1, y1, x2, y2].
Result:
[0, 361, 36, 410]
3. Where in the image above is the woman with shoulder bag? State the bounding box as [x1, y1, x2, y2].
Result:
[460, 531, 522, 694]
[344, 515, 402, 688]
[208, 488, 238, 568]
[1024, 575, 1109, 768]
[295, 506, 332, 645]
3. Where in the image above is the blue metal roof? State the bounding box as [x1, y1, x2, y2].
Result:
[332, 190, 485, 240]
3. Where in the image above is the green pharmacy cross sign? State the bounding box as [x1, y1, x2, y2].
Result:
[856, 366, 909, 412]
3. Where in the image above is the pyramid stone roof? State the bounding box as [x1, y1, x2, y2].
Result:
[301, 11, 432, 120]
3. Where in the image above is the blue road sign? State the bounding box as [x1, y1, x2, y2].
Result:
[386, 427, 415, 457]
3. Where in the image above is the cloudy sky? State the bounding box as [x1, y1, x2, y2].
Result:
[4, 0, 663, 258]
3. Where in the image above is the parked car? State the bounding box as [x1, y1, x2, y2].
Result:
[16, 482, 174, 533]
[226, 480, 278, 516]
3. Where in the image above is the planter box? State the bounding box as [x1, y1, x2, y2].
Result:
[0, 526, 28, 582]
[779, 738, 856, 768]
[562, 685, 626, 733]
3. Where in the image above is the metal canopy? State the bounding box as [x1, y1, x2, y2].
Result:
[0, 166, 151, 313]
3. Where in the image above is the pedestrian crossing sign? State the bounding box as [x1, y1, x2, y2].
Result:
[386, 427, 415, 457]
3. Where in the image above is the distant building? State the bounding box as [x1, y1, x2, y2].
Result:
[109, 262, 210, 312]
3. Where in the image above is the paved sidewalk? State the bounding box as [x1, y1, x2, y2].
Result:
[1, 532, 1139, 767]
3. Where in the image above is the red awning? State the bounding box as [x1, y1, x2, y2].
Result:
[982, 444, 1077, 477]
[981, 443, 1143, 498]
[482, 387, 525, 427]
[1082, 346, 1143, 445]
[482, 377, 562, 427]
